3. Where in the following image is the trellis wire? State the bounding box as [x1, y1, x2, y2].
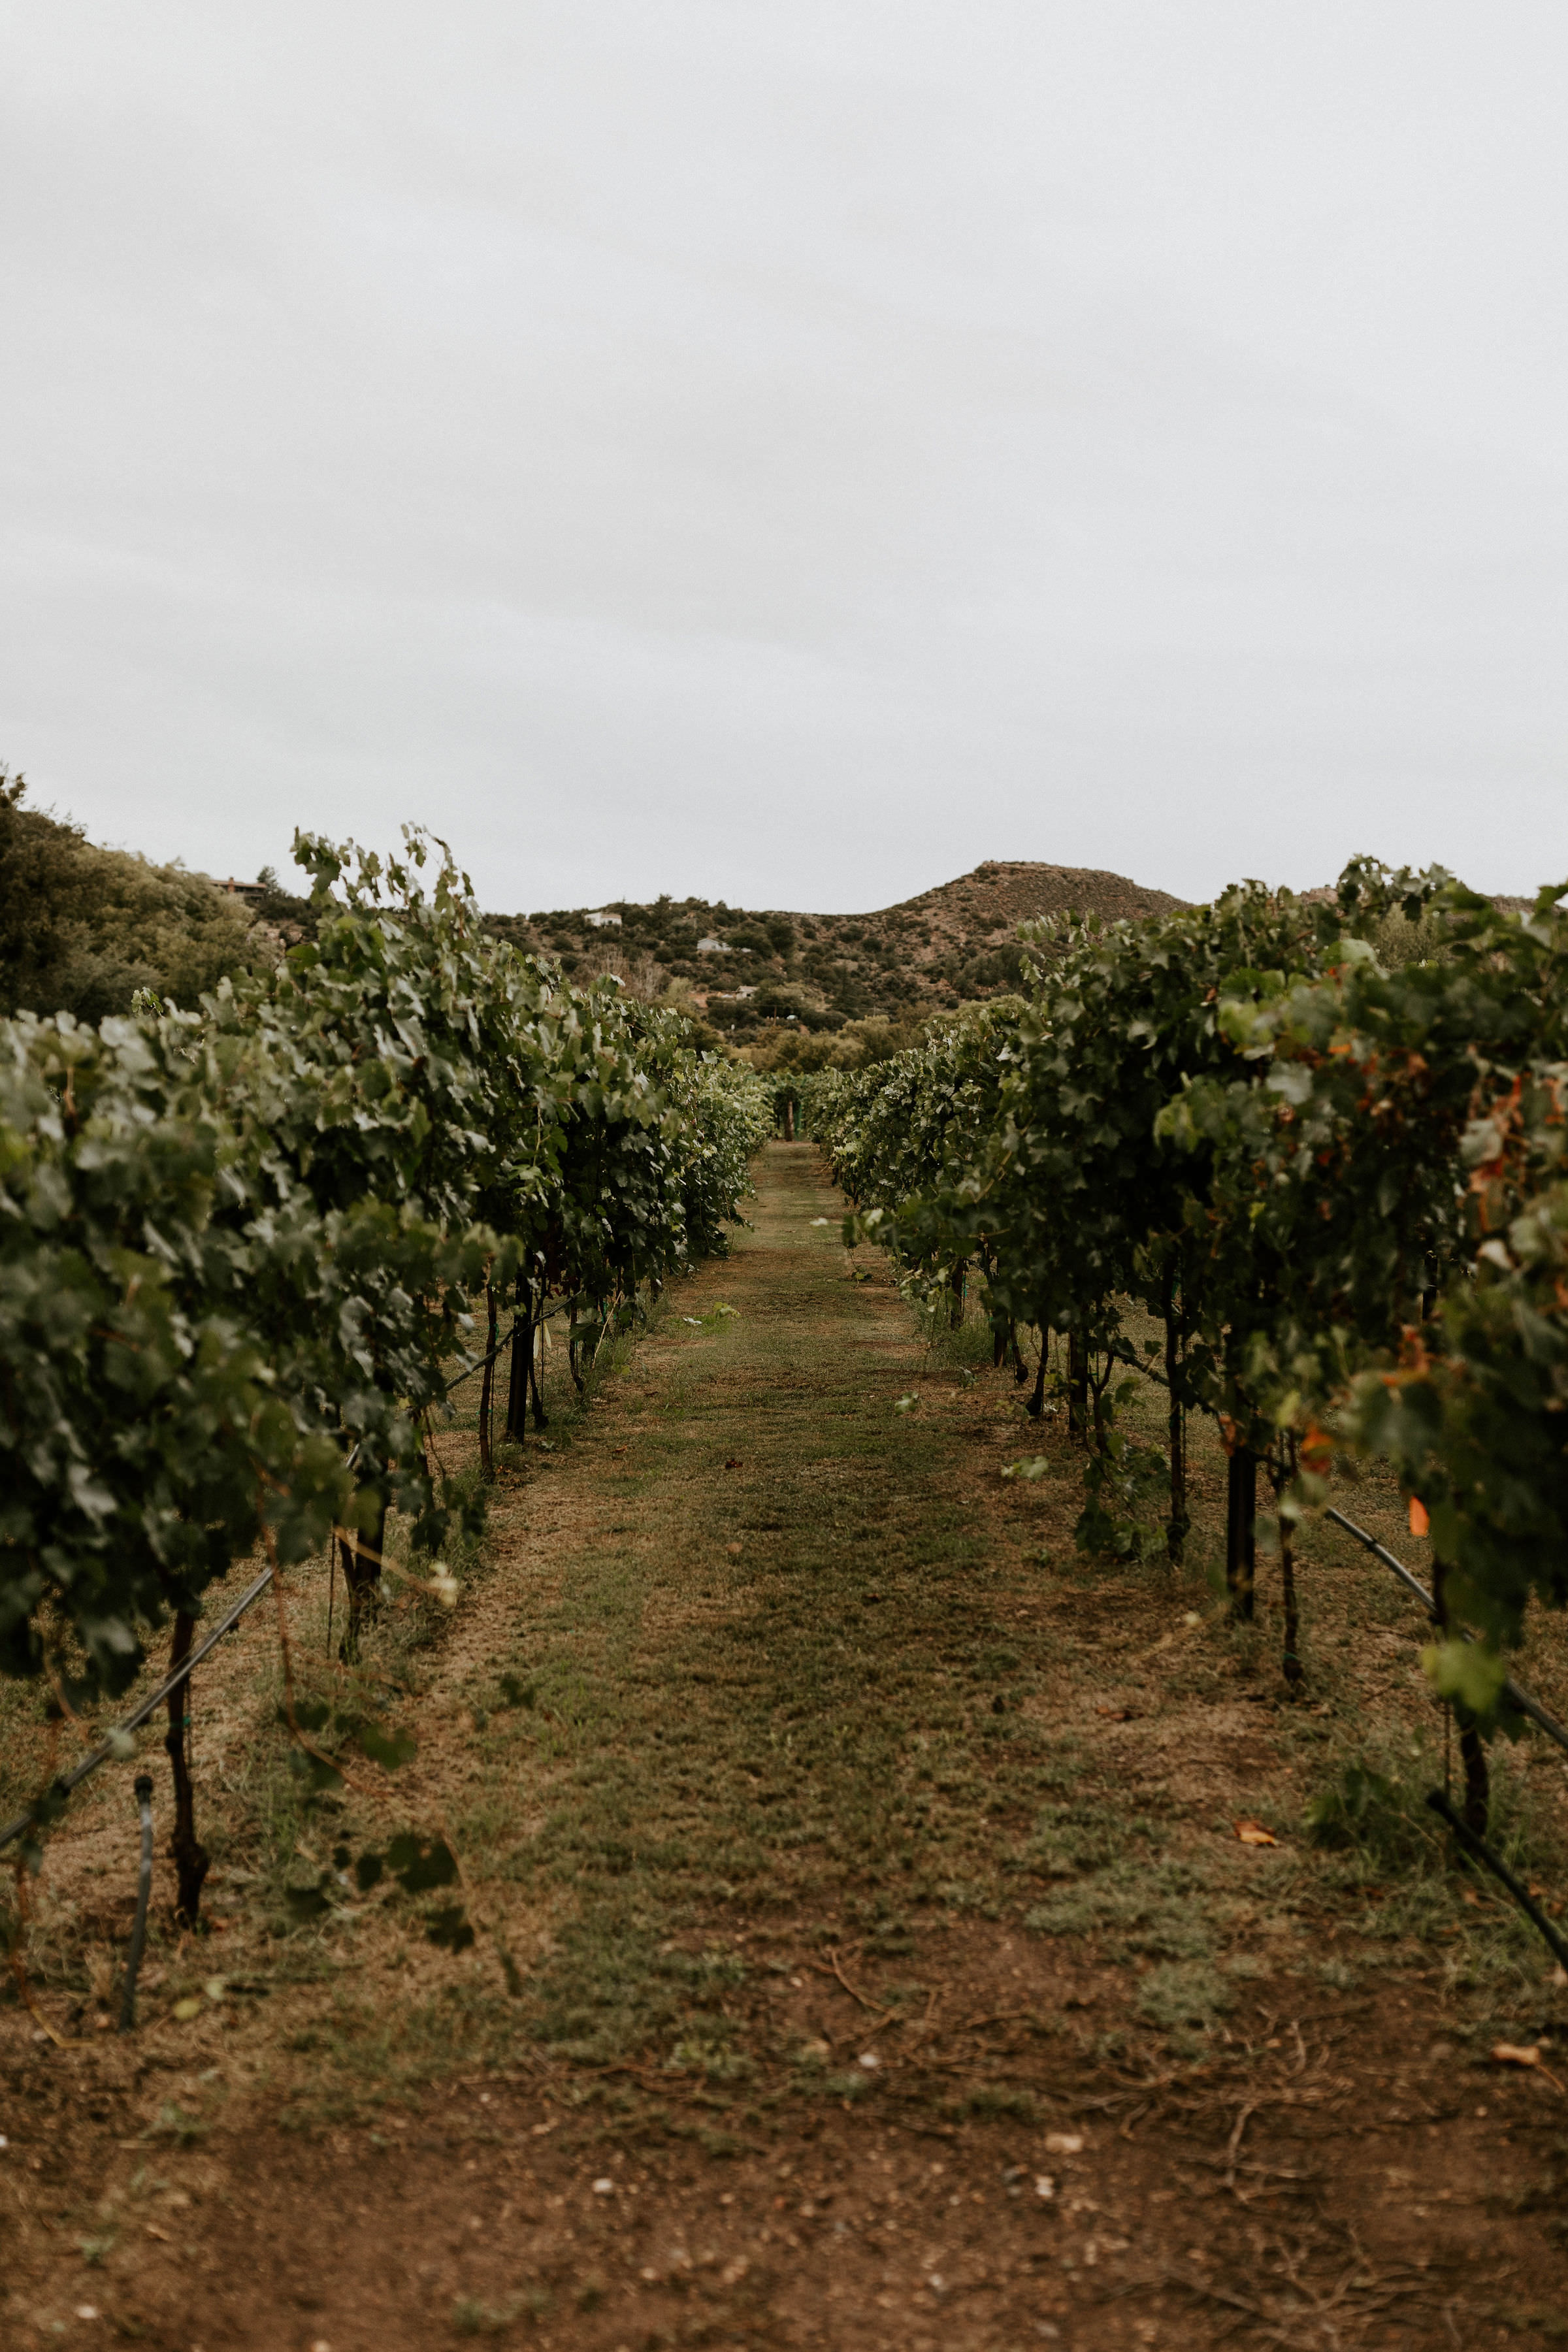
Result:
[1, 1313, 588, 1848]
[1425, 1789, 1568, 1972]
[0, 1562, 276, 1856]
[1324, 1505, 1568, 1761]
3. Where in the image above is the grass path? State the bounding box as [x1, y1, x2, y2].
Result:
[5, 1145, 1568, 2350]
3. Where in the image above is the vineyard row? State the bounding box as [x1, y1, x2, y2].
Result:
[0, 826, 771, 1921]
[792, 858, 1568, 1854]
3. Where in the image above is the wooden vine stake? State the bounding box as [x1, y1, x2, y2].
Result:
[1431, 1546, 1490, 1839]
[528, 1287, 549, 1430]
[1161, 1262, 1189, 1566]
[1225, 1441, 1256, 1622]
[337, 1481, 389, 1659]
[478, 1281, 497, 1480]
[1266, 1432, 1303, 1693]
[164, 1610, 210, 1926]
[1026, 1328, 1050, 1420]
[504, 1279, 532, 1445]
[1067, 1327, 1089, 1441]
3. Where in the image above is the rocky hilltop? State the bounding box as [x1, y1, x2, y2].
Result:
[497, 860, 1186, 1038]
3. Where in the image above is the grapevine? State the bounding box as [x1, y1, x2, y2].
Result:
[804, 862, 1568, 1835]
[0, 828, 769, 1912]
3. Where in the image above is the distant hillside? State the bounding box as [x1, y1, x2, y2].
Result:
[0, 784, 1183, 1042]
[0, 774, 307, 1022]
[497, 860, 1186, 1041]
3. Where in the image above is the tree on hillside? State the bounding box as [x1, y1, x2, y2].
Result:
[0, 771, 263, 1020]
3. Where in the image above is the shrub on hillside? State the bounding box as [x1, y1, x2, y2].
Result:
[0, 771, 263, 1020]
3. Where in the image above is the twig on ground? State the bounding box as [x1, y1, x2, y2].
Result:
[809, 1947, 897, 2020]
[1223, 2099, 1256, 2194]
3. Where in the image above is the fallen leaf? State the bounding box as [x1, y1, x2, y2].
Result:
[1044, 2132, 1084, 2155]
[1034, 2176, 1055, 2200]
[1235, 1820, 1279, 1848]
[1095, 1705, 1133, 1722]
[725, 1542, 742, 1558]
[1491, 2043, 1541, 2068]
[171, 1997, 203, 2022]
[144, 2225, 171, 2243]
[592, 2176, 615, 2195]
[1408, 1495, 1431, 1539]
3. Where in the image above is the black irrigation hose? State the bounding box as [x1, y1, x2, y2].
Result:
[1426, 1789, 1568, 1973]
[1324, 1505, 1568, 1763]
[0, 1314, 584, 1859]
[439, 1303, 575, 1397]
[0, 1314, 585, 1858]
[0, 1561, 276, 1857]
[440, 1314, 521, 1396]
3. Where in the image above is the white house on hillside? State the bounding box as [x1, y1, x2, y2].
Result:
[585, 910, 622, 928]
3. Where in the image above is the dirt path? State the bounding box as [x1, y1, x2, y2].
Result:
[5, 1144, 1568, 2350]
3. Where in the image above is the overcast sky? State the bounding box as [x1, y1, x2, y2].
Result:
[3, 4, 1566, 913]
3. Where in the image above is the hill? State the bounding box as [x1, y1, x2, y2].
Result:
[0, 783, 1182, 1045]
[0, 774, 310, 1022]
[498, 859, 1187, 1043]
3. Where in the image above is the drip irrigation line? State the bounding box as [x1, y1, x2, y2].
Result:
[0, 1307, 581, 1855]
[0, 1303, 570, 1857]
[439, 1303, 575, 1397]
[441, 1314, 521, 1396]
[1425, 1789, 1568, 1974]
[1324, 1505, 1568, 1763]
[0, 1560, 276, 1856]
